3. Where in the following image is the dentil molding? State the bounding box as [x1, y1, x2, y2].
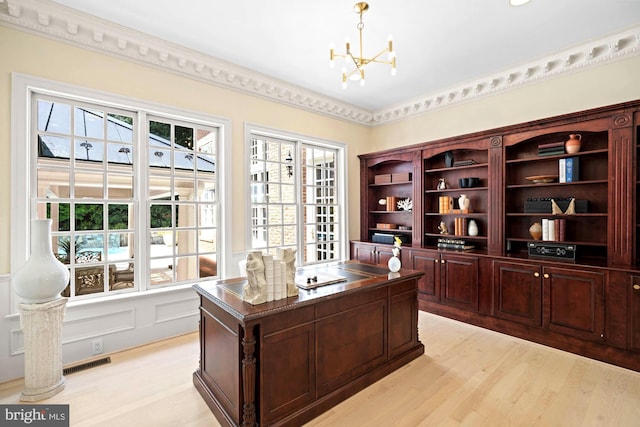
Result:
[1, 0, 639, 126]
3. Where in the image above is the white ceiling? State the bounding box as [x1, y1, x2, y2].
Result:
[44, 0, 640, 112]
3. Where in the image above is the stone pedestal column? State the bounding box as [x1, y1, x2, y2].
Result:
[19, 298, 67, 402]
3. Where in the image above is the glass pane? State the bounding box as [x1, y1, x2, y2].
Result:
[268, 227, 282, 247]
[267, 162, 281, 182]
[252, 228, 267, 248]
[150, 204, 172, 228]
[268, 205, 282, 224]
[107, 113, 133, 143]
[107, 175, 133, 199]
[175, 151, 195, 171]
[251, 182, 267, 203]
[150, 257, 173, 285]
[283, 225, 296, 246]
[267, 183, 281, 203]
[149, 148, 171, 168]
[75, 140, 104, 163]
[199, 254, 217, 278]
[74, 172, 104, 198]
[197, 180, 216, 201]
[38, 100, 71, 134]
[108, 232, 133, 261]
[148, 175, 171, 199]
[283, 205, 296, 224]
[199, 204, 216, 227]
[176, 256, 197, 281]
[110, 261, 134, 291]
[75, 204, 103, 231]
[196, 153, 215, 174]
[38, 202, 71, 232]
[175, 125, 194, 150]
[108, 143, 133, 165]
[176, 230, 197, 255]
[54, 235, 72, 264]
[74, 107, 104, 139]
[176, 203, 196, 228]
[74, 265, 106, 295]
[38, 135, 71, 160]
[37, 169, 70, 198]
[266, 141, 279, 161]
[198, 229, 216, 252]
[149, 121, 170, 147]
[196, 129, 216, 154]
[304, 225, 317, 244]
[281, 184, 295, 203]
[175, 177, 195, 200]
[108, 204, 132, 230]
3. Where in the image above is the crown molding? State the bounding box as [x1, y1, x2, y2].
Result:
[1, 0, 639, 127]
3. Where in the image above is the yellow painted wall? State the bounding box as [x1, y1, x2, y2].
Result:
[0, 26, 370, 274]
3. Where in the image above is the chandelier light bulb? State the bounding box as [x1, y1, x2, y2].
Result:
[509, 0, 531, 5]
[329, 44, 335, 68]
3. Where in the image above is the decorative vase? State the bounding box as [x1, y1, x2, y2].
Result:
[12, 219, 69, 304]
[458, 194, 470, 211]
[565, 134, 582, 154]
[529, 222, 543, 240]
[468, 220, 479, 237]
[444, 151, 454, 168]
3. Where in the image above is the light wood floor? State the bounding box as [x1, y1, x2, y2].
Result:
[2, 311, 640, 426]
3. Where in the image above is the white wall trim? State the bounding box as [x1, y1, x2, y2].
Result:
[1, 0, 638, 127]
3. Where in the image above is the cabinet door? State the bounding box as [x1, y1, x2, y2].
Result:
[407, 249, 439, 302]
[630, 275, 640, 351]
[375, 245, 395, 266]
[350, 242, 374, 264]
[543, 267, 605, 342]
[493, 261, 542, 327]
[440, 253, 479, 312]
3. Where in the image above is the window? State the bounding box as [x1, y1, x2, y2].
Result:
[247, 127, 346, 265]
[17, 79, 228, 301]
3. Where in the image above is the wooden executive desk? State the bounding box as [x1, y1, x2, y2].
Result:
[192, 261, 424, 427]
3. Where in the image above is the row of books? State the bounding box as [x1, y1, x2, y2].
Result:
[559, 157, 579, 182]
[453, 217, 468, 236]
[438, 196, 454, 213]
[437, 238, 475, 251]
[541, 218, 567, 242]
[538, 141, 565, 156]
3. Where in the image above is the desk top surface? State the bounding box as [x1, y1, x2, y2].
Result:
[193, 261, 422, 323]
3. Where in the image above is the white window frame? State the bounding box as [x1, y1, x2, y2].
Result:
[10, 73, 232, 309]
[244, 123, 348, 266]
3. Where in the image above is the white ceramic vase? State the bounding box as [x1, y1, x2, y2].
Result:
[458, 194, 470, 211]
[468, 219, 479, 237]
[13, 219, 69, 304]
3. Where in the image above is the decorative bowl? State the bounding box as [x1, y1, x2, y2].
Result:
[525, 175, 558, 184]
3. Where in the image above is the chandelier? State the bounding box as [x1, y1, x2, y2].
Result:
[329, 2, 396, 88]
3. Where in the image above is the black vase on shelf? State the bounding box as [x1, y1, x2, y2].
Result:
[444, 151, 454, 168]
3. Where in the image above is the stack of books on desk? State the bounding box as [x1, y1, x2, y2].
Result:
[538, 141, 565, 156]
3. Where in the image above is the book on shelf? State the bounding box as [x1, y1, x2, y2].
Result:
[559, 158, 566, 183]
[453, 217, 468, 236]
[565, 156, 579, 182]
[438, 196, 453, 214]
[538, 141, 565, 150]
[437, 238, 475, 251]
[452, 159, 477, 167]
[540, 218, 567, 242]
[538, 147, 566, 156]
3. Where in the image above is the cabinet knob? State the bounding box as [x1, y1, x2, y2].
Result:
[543, 273, 550, 279]
[634, 284, 640, 290]
[534, 272, 540, 278]
[441, 259, 446, 264]
[434, 259, 439, 263]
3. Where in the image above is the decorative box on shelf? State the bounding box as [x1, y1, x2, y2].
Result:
[376, 223, 397, 229]
[391, 172, 412, 182]
[372, 233, 408, 245]
[524, 198, 588, 214]
[374, 174, 392, 184]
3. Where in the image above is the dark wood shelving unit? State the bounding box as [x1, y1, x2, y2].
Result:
[354, 100, 640, 372]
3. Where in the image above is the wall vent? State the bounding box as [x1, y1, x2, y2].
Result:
[63, 357, 111, 376]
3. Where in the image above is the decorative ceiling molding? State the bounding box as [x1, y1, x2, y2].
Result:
[2, 0, 639, 127]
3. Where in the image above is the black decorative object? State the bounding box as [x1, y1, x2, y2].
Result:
[444, 151, 454, 168]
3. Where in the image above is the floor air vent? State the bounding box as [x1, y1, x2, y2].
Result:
[63, 356, 111, 376]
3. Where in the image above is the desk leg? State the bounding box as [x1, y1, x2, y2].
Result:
[241, 325, 257, 427]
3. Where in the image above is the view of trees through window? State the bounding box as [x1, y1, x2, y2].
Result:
[33, 93, 221, 299]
